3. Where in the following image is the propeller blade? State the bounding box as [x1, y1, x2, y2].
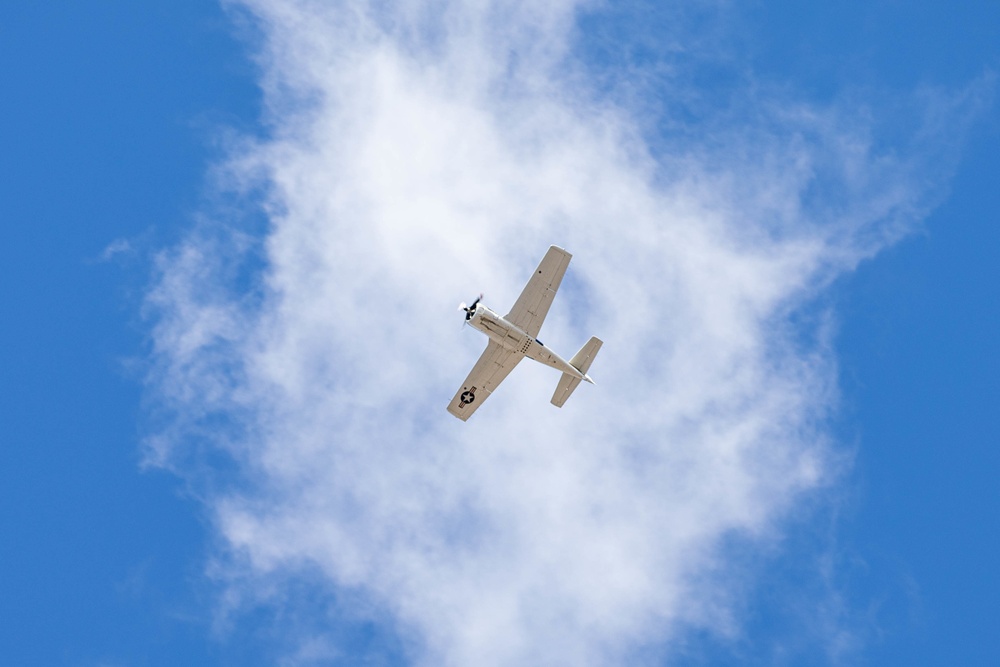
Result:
[460, 293, 483, 322]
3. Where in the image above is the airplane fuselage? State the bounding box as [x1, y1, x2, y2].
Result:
[468, 304, 591, 382]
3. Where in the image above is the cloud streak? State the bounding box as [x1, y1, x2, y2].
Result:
[144, 1, 965, 664]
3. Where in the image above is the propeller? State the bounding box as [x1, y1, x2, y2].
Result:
[458, 293, 483, 322]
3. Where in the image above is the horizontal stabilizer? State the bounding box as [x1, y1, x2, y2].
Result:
[551, 373, 582, 408]
[570, 336, 602, 377]
[551, 336, 602, 407]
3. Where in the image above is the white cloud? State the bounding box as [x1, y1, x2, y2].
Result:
[144, 1, 965, 664]
[101, 238, 134, 260]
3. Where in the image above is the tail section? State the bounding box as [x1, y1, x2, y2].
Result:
[551, 336, 603, 407]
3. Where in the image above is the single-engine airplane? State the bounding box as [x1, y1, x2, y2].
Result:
[448, 245, 602, 421]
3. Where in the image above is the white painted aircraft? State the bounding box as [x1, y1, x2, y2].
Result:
[448, 245, 602, 421]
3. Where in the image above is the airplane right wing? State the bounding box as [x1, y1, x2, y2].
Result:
[504, 245, 572, 338]
[447, 341, 522, 421]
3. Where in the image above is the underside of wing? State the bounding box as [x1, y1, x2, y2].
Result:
[505, 246, 572, 338]
[447, 341, 522, 421]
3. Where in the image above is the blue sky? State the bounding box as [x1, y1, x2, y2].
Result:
[1, 2, 998, 665]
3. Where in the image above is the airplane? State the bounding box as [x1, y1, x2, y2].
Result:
[447, 245, 602, 421]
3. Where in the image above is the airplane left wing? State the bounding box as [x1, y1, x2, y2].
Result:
[447, 341, 522, 421]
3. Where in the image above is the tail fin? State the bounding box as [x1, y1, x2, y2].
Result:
[551, 336, 603, 407]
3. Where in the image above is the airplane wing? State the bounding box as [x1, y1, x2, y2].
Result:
[504, 246, 572, 338]
[447, 341, 522, 421]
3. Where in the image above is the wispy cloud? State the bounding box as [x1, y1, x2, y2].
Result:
[144, 1, 974, 664]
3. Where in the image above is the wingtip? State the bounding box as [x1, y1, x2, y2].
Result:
[447, 405, 472, 422]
